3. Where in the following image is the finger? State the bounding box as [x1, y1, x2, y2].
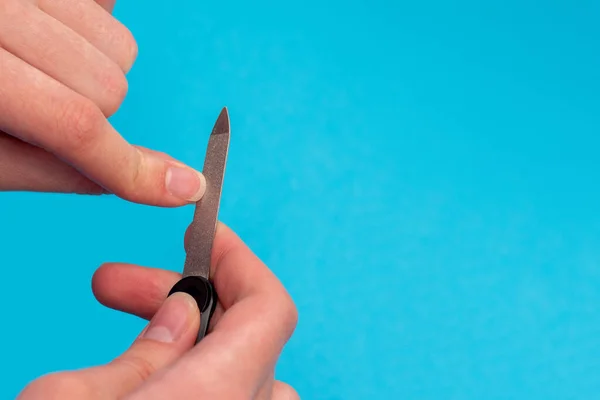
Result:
[0, 49, 205, 206]
[91, 221, 240, 320]
[125, 225, 298, 399]
[93, 0, 116, 13]
[136, 146, 180, 163]
[255, 372, 274, 400]
[92, 222, 266, 321]
[92, 263, 181, 320]
[0, 1, 127, 116]
[271, 381, 300, 400]
[92, 260, 226, 325]
[0, 136, 182, 195]
[80, 292, 200, 398]
[0, 132, 105, 194]
[37, 0, 137, 72]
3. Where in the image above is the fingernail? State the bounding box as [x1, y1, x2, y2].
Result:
[142, 293, 198, 343]
[166, 166, 206, 202]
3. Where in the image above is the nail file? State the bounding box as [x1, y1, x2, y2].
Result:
[168, 107, 230, 343]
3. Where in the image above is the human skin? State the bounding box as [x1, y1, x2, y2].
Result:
[0, 0, 206, 205]
[1, 0, 299, 397]
[17, 223, 299, 399]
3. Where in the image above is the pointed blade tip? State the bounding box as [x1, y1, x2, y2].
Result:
[212, 106, 229, 136]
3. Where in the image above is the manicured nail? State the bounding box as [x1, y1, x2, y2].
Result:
[166, 166, 206, 202]
[142, 293, 198, 343]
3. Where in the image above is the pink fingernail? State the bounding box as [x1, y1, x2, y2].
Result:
[142, 293, 198, 343]
[166, 166, 206, 202]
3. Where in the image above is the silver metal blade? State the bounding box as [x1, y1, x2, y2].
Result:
[182, 107, 230, 279]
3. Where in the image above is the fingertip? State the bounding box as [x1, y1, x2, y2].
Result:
[165, 164, 206, 202]
[141, 292, 200, 344]
[91, 262, 116, 304]
[118, 147, 205, 207]
[92, 263, 149, 313]
[272, 381, 300, 400]
[95, 0, 116, 13]
[91, 263, 180, 320]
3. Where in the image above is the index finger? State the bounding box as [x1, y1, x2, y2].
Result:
[0, 49, 205, 206]
[125, 224, 298, 399]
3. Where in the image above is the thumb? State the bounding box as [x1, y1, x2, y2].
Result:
[84, 292, 200, 398]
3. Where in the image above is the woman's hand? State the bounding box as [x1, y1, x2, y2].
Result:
[18, 223, 299, 399]
[0, 0, 205, 206]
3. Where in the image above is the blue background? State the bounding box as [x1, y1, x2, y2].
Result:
[2, 0, 599, 398]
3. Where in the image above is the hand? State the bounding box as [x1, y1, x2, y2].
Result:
[0, 0, 205, 206]
[18, 223, 299, 399]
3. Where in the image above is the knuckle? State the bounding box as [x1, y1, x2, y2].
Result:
[91, 146, 144, 203]
[278, 292, 299, 338]
[57, 99, 103, 153]
[112, 354, 157, 384]
[118, 146, 145, 200]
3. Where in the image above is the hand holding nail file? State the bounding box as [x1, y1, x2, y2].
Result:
[168, 107, 230, 343]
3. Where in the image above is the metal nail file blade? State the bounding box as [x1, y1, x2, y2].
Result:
[168, 107, 230, 343]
